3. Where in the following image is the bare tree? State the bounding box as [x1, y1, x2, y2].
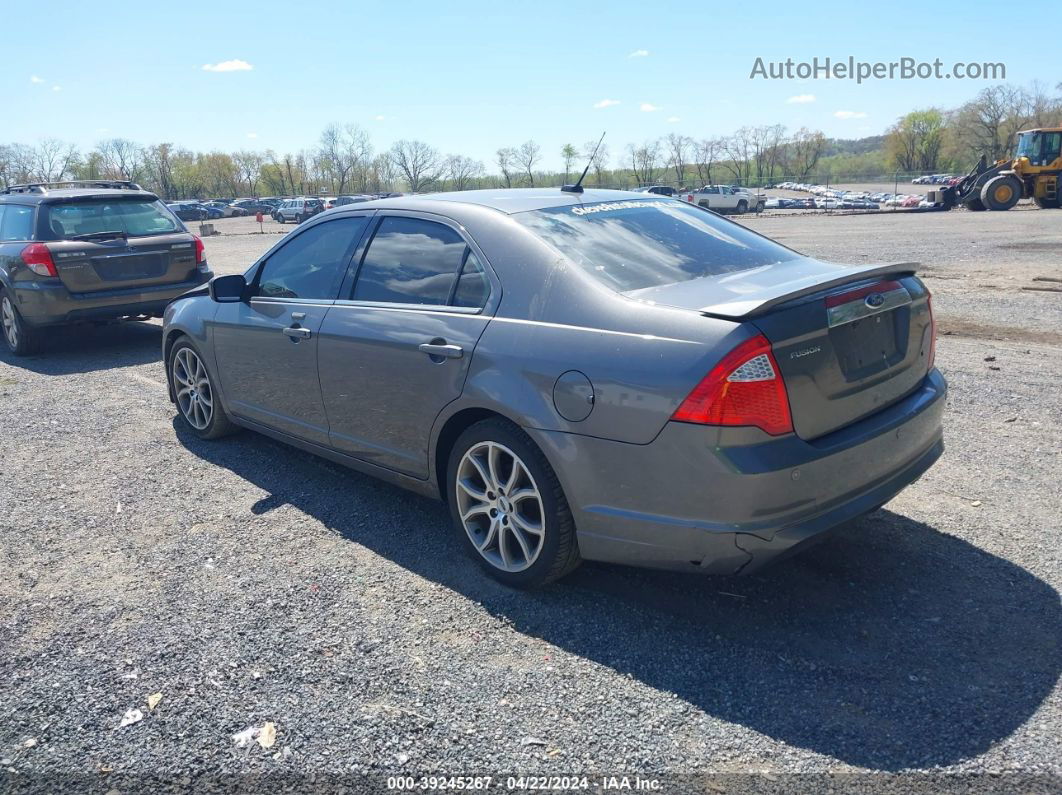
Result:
[664, 133, 691, 185]
[444, 154, 484, 190]
[96, 138, 146, 182]
[32, 139, 79, 182]
[515, 140, 541, 186]
[693, 138, 723, 186]
[496, 147, 516, 188]
[722, 128, 754, 185]
[784, 128, 826, 181]
[627, 139, 662, 185]
[318, 123, 372, 194]
[389, 140, 442, 193]
[560, 143, 578, 182]
[233, 150, 265, 196]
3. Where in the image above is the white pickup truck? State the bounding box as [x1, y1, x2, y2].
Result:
[681, 185, 765, 214]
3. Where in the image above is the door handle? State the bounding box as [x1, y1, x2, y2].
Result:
[283, 326, 312, 339]
[418, 342, 463, 359]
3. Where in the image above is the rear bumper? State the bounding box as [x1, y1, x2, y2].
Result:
[12, 271, 212, 326]
[528, 368, 947, 575]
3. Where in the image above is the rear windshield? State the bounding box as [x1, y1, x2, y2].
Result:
[45, 199, 181, 239]
[514, 199, 794, 292]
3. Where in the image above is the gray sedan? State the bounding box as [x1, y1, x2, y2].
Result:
[162, 189, 945, 587]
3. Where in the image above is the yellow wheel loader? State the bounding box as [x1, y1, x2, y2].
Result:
[937, 128, 1061, 211]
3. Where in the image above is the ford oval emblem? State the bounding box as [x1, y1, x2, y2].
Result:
[865, 292, 886, 308]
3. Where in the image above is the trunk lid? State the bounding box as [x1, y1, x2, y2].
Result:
[627, 258, 933, 440]
[48, 233, 199, 294]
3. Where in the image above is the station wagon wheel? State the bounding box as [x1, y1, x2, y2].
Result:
[168, 338, 238, 439]
[2, 294, 19, 351]
[447, 419, 581, 587]
[0, 290, 43, 356]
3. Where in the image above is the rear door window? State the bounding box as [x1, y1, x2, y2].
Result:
[352, 216, 469, 305]
[0, 204, 34, 241]
[46, 199, 180, 239]
[255, 216, 369, 300]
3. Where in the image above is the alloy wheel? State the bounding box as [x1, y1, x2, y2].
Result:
[172, 347, 214, 430]
[1, 296, 18, 349]
[455, 441, 546, 572]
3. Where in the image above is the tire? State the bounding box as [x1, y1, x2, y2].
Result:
[1033, 196, 1060, 209]
[736, 200, 748, 214]
[168, 337, 238, 440]
[296, 214, 305, 224]
[275, 214, 284, 224]
[446, 418, 581, 588]
[1, 289, 45, 356]
[981, 175, 1022, 211]
[964, 197, 987, 211]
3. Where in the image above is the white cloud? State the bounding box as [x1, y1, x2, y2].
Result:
[52, 85, 61, 92]
[246, 132, 258, 139]
[786, 94, 816, 104]
[374, 114, 386, 121]
[834, 110, 868, 119]
[30, 75, 45, 84]
[666, 116, 681, 123]
[201, 59, 253, 72]
[593, 98, 620, 109]
[640, 102, 661, 112]
[628, 49, 650, 58]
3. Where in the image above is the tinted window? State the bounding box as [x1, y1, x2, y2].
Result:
[0, 205, 34, 241]
[453, 251, 489, 308]
[257, 217, 368, 300]
[353, 217, 466, 305]
[46, 199, 179, 238]
[514, 199, 794, 292]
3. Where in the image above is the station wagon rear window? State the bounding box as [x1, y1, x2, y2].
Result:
[45, 198, 180, 239]
[515, 200, 794, 292]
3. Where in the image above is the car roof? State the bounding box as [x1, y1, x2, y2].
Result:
[345, 188, 658, 216]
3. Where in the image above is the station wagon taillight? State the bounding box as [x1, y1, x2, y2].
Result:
[20, 243, 58, 278]
[672, 334, 794, 436]
[193, 235, 206, 267]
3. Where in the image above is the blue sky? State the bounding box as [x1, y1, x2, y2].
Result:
[3, 0, 1052, 170]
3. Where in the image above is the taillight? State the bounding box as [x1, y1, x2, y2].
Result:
[926, 293, 936, 370]
[672, 334, 793, 436]
[193, 235, 206, 265]
[20, 243, 58, 277]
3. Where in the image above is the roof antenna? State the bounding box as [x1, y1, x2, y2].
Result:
[562, 132, 605, 193]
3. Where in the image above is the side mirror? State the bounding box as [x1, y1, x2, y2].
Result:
[209, 274, 248, 303]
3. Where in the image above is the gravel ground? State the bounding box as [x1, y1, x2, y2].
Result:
[1, 208, 1060, 793]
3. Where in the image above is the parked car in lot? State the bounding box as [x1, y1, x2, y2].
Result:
[333, 195, 374, 207]
[232, 199, 275, 216]
[0, 180, 211, 355]
[162, 188, 944, 587]
[168, 201, 208, 221]
[275, 197, 324, 224]
[196, 202, 224, 220]
[681, 185, 765, 214]
[632, 186, 678, 197]
[205, 201, 246, 218]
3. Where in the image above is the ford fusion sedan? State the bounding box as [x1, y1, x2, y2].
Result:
[162, 189, 944, 587]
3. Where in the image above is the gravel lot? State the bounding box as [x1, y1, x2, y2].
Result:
[1, 207, 1060, 793]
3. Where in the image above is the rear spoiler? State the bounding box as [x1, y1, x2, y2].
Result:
[699, 262, 919, 320]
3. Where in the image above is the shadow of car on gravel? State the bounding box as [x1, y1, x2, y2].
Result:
[0, 321, 162, 375]
[175, 421, 1062, 772]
